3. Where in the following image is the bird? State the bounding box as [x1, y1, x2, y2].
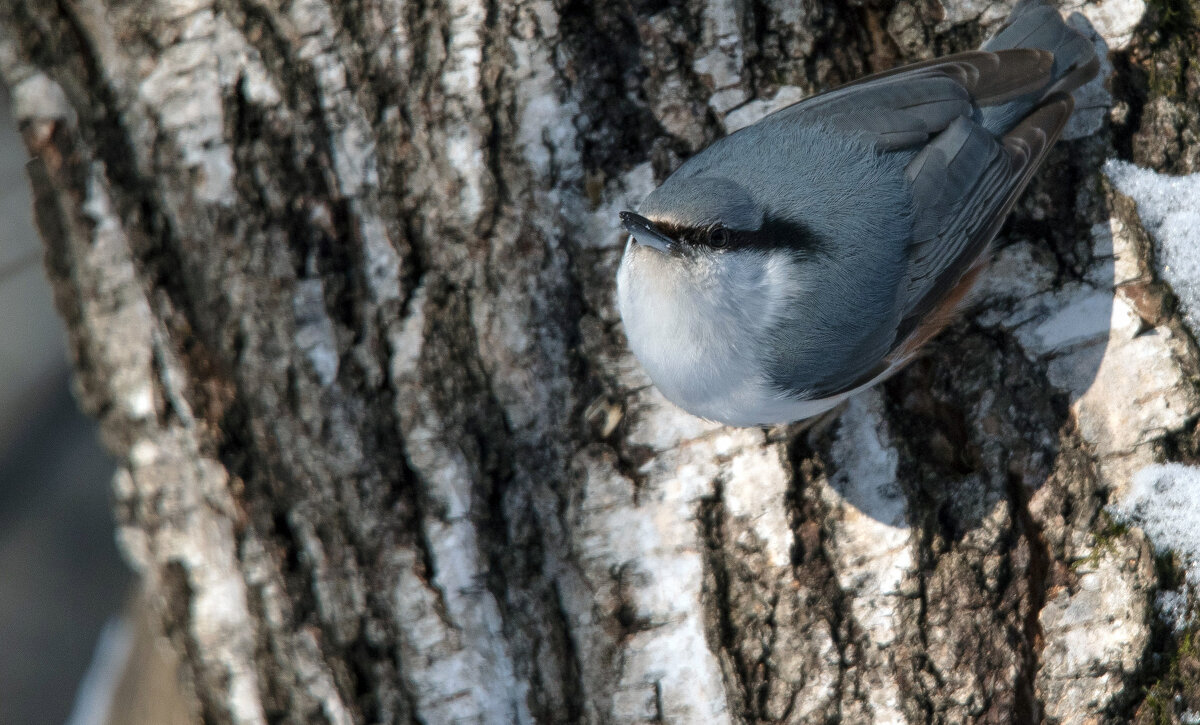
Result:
[615, 0, 1100, 427]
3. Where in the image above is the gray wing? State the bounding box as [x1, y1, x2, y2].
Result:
[761, 52, 1075, 397]
[897, 95, 1074, 337]
[767, 49, 1055, 150]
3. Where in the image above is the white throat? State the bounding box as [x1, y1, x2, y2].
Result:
[616, 242, 836, 426]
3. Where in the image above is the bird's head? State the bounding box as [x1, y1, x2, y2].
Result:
[618, 176, 765, 262]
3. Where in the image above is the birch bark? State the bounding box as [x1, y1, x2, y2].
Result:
[2, 0, 1198, 722]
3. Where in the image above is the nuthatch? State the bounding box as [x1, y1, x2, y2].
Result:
[617, 0, 1099, 426]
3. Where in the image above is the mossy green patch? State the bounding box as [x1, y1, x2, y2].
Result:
[1145, 0, 1198, 40]
[1078, 511, 1131, 569]
[1133, 605, 1200, 723]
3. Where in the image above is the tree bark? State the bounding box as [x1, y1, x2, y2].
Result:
[2, 0, 1198, 722]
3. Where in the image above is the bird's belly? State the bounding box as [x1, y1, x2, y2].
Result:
[644, 338, 904, 426]
[642, 350, 845, 427]
[619, 243, 848, 425]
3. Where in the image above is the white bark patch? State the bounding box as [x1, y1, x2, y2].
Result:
[392, 431, 535, 724]
[358, 213, 403, 302]
[64, 1, 281, 209]
[9, 72, 76, 123]
[136, 9, 236, 204]
[823, 392, 913, 723]
[184, 501, 268, 725]
[287, 0, 379, 194]
[721, 434, 793, 568]
[388, 288, 536, 724]
[71, 162, 271, 724]
[438, 0, 489, 224]
[275, 0, 402, 302]
[1064, 0, 1147, 49]
[723, 86, 808, 133]
[693, 0, 747, 113]
[624, 382, 725, 452]
[291, 630, 355, 725]
[78, 166, 161, 422]
[980, 217, 1197, 463]
[574, 447, 734, 724]
[511, 3, 576, 185]
[1037, 549, 1151, 725]
[293, 279, 341, 386]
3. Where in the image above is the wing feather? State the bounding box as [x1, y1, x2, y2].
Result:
[766, 50, 1055, 150]
[770, 52, 1074, 364]
[894, 93, 1075, 341]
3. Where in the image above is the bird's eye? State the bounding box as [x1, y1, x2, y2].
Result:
[710, 226, 731, 248]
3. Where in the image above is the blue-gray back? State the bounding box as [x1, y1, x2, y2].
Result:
[646, 121, 914, 398]
[639, 0, 1099, 400]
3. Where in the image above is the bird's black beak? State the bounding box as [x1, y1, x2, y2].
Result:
[620, 211, 677, 255]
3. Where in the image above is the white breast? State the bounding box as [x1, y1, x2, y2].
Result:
[616, 243, 839, 426]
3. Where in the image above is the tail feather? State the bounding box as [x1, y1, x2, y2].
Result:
[977, 0, 1098, 134]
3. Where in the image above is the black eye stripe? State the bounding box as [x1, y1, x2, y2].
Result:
[652, 222, 732, 248]
[754, 217, 820, 252]
[652, 216, 819, 253]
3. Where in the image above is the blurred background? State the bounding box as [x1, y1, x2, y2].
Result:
[0, 88, 187, 724]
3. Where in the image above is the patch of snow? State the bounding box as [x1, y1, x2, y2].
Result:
[1108, 464, 1200, 627]
[1104, 160, 1200, 339]
[1157, 589, 1191, 632]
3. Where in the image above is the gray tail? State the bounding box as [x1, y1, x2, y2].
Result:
[978, 0, 1100, 134]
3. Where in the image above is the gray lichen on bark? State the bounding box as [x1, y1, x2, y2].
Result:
[2, 0, 1200, 722]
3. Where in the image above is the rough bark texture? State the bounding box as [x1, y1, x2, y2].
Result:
[2, 0, 1199, 722]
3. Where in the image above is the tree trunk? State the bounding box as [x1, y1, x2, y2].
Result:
[2, 0, 1198, 722]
